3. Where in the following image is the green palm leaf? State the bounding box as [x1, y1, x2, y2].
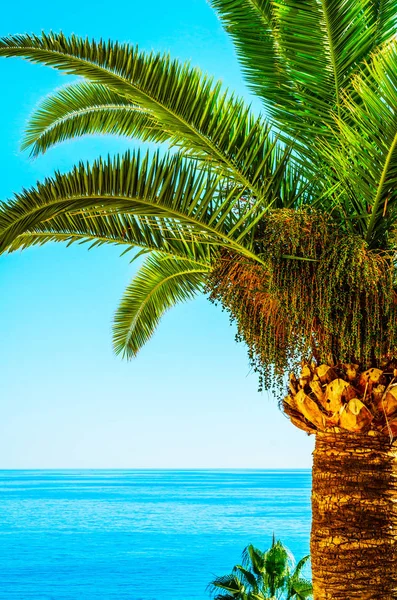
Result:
[1, 7, 395, 379]
[290, 555, 310, 579]
[23, 81, 167, 157]
[209, 539, 312, 599]
[263, 541, 290, 597]
[0, 32, 293, 197]
[242, 545, 266, 576]
[0, 150, 247, 256]
[318, 42, 397, 247]
[4, 205, 214, 360]
[287, 556, 312, 599]
[5, 209, 212, 263]
[210, 0, 297, 121]
[209, 573, 247, 596]
[0, 147, 306, 263]
[287, 578, 313, 600]
[372, 0, 397, 45]
[113, 253, 209, 358]
[233, 565, 259, 591]
[211, 0, 391, 144]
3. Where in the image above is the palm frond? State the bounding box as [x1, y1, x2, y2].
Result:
[210, 0, 297, 120]
[233, 565, 259, 590]
[211, 0, 386, 145]
[209, 573, 247, 595]
[371, 0, 397, 46]
[317, 41, 397, 247]
[241, 545, 265, 576]
[263, 541, 290, 596]
[291, 555, 310, 579]
[0, 150, 254, 257]
[289, 580, 313, 600]
[23, 81, 167, 157]
[113, 253, 209, 358]
[276, 0, 374, 119]
[0, 32, 296, 198]
[287, 578, 313, 600]
[3, 7, 396, 384]
[210, 540, 311, 599]
[286, 555, 312, 599]
[0, 147, 307, 261]
[5, 209, 213, 264]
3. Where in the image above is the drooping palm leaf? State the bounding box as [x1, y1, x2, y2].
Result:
[113, 253, 209, 358]
[0, 142, 309, 265]
[5, 209, 213, 264]
[23, 81, 167, 157]
[287, 578, 313, 600]
[0, 32, 297, 198]
[0, 150, 257, 257]
[290, 556, 310, 580]
[4, 206, 213, 358]
[286, 556, 312, 599]
[233, 565, 259, 591]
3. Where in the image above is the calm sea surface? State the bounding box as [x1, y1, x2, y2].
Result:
[0, 470, 311, 599]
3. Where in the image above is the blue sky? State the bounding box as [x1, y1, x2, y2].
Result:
[0, 0, 314, 468]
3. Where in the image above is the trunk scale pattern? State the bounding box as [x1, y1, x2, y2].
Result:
[284, 363, 397, 599]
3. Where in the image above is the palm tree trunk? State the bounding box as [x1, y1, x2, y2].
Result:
[311, 431, 397, 599]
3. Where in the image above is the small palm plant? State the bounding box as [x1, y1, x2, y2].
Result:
[209, 537, 312, 600]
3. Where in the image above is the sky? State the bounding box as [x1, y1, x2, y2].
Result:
[0, 0, 314, 468]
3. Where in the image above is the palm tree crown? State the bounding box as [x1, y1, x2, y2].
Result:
[0, 3, 396, 382]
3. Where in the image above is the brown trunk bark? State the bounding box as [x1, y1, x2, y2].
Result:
[311, 431, 397, 599]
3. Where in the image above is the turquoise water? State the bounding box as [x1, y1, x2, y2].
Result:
[0, 470, 311, 599]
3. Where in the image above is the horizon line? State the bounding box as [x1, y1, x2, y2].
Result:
[0, 467, 312, 471]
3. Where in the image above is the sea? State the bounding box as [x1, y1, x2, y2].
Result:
[0, 470, 311, 599]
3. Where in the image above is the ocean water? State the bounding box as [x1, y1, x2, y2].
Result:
[0, 470, 311, 599]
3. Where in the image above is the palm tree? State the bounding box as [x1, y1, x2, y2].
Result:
[209, 537, 312, 600]
[0, 2, 397, 597]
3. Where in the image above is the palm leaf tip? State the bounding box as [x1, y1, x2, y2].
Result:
[112, 254, 209, 359]
[21, 81, 167, 157]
